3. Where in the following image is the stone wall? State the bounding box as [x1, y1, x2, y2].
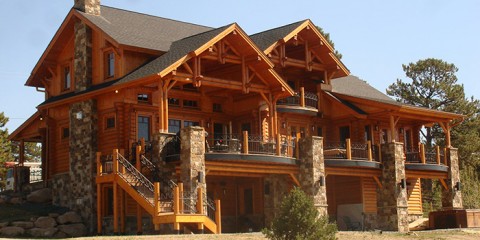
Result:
[263, 175, 290, 226]
[69, 99, 98, 233]
[74, 21, 92, 92]
[74, 0, 101, 16]
[51, 173, 71, 207]
[442, 148, 463, 209]
[298, 136, 328, 216]
[377, 142, 408, 232]
[179, 126, 206, 195]
[363, 213, 378, 230]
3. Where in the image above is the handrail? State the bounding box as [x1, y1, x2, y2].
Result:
[116, 152, 155, 206]
[140, 155, 156, 172]
[277, 90, 318, 109]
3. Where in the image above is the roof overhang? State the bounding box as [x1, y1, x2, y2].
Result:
[9, 112, 44, 142]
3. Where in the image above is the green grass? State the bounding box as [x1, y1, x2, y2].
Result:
[0, 202, 69, 222]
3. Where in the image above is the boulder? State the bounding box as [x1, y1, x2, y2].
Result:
[0, 222, 9, 228]
[53, 230, 68, 238]
[10, 197, 23, 204]
[11, 221, 34, 229]
[26, 188, 52, 203]
[58, 223, 87, 237]
[0, 226, 25, 237]
[34, 217, 57, 228]
[57, 211, 82, 224]
[28, 227, 58, 238]
[0, 198, 5, 204]
[48, 213, 60, 218]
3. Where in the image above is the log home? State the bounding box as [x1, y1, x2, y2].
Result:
[9, 0, 464, 234]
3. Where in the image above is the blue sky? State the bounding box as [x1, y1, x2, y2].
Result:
[1, 0, 479, 132]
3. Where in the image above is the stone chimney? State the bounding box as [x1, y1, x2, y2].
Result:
[74, 0, 100, 15]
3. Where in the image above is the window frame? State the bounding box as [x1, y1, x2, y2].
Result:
[61, 63, 73, 92]
[104, 113, 116, 131]
[103, 49, 116, 80]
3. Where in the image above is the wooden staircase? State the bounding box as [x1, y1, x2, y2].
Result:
[95, 149, 221, 234]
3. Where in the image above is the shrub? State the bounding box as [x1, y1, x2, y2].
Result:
[262, 187, 337, 240]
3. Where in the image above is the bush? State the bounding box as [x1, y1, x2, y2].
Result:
[262, 187, 337, 240]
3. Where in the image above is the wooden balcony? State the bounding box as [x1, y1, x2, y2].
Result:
[324, 139, 381, 169]
[277, 87, 319, 116]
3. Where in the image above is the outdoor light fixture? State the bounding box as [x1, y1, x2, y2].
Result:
[207, 122, 210, 128]
[375, 125, 379, 131]
[318, 176, 325, 187]
[399, 128, 404, 134]
[455, 182, 461, 191]
[312, 125, 315, 132]
[75, 111, 83, 120]
[282, 122, 286, 129]
[399, 179, 406, 189]
[198, 171, 204, 183]
[115, 89, 119, 93]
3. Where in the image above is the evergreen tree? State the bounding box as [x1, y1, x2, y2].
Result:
[316, 26, 342, 60]
[263, 187, 337, 240]
[0, 112, 13, 190]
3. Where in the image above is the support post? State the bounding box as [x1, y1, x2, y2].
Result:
[174, 186, 180, 214]
[97, 183, 102, 234]
[136, 204, 142, 234]
[300, 87, 305, 107]
[243, 131, 249, 154]
[120, 188, 125, 234]
[19, 140, 25, 166]
[113, 181, 118, 234]
[346, 138, 352, 160]
[420, 144, 426, 164]
[287, 135, 292, 157]
[96, 152, 102, 176]
[136, 145, 141, 170]
[367, 141, 373, 161]
[377, 143, 382, 162]
[113, 149, 118, 174]
[436, 146, 441, 165]
[197, 187, 204, 232]
[276, 133, 281, 156]
[215, 199, 222, 234]
[154, 182, 160, 215]
[179, 182, 184, 213]
[441, 148, 463, 209]
[295, 133, 300, 159]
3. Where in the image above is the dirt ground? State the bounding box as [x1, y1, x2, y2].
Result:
[73, 229, 480, 240]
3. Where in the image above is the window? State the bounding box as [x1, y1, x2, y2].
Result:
[137, 93, 149, 103]
[183, 83, 197, 92]
[61, 127, 69, 139]
[168, 98, 180, 106]
[317, 127, 323, 137]
[339, 126, 350, 143]
[183, 100, 198, 108]
[63, 66, 71, 91]
[105, 116, 115, 129]
[168, 119, 181, 134]
[364, 125, 372, 142]
[184, 121, 199, 127]
[106, 52, 115, 78]
[213, 103, 222, 113]
[137, 116, 150, 141]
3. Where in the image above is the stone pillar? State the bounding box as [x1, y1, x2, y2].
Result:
[74, 21, 92, 92]
[74, 0, 101, 16]
[377, 142, 408, 232]
[298, 136, 328, 216]
[442, 148, 463, 209]
[264, 175, 290, 226]
[69, 99, 98, 232]
[151, 132, 177, 180]
[179, 126, 206, 195]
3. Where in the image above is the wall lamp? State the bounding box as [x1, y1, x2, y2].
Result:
[282, 122, 286, 129]
[455, 182, 461, 191]
[399, 179, 406, 189]
[75, 111, 83, 120]
[318, 176, 325, 187]
[198, 171, 204, 183]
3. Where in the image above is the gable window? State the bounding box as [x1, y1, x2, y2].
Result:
[106, 52, 115, 78]
[61, 127, 69, 140]
[105, 116, 115, 129]
[63, 66, 71, 91]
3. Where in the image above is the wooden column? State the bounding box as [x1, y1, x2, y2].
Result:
[136, 204, 142, 234]
[436, 146, 441, 165]
[196, 187, 204, 232]
[113, 181, 118, 234]
[96, 182, 102, 234]
[346, 138, 352, 160]
[276, 133, 281, 156]
[154, 182, 160, 214]
[243, 131, 249, 154]
[158, 83, 164, 132]
[367, 141, 373, 161]
[420, 144, 426, 164]
[215, 199, 222, 234]
[19, 140, 25, 166]
[300, 87, 305, 107]
[120, 188, 125, 234]
[390, 115, 396, 142]
[178, 182, 184, 213]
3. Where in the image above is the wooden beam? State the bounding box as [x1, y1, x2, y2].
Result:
[373, 176, 382, 188]
[439, 179, 448, 190]
[289, 173, 300, 186]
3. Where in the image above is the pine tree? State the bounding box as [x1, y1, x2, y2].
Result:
[0, 112, 13, 190]
[316, 26, 342, 60]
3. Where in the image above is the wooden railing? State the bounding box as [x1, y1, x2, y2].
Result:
[323, 139, 377, 162]
[405, 144, 447, 165]
[277, 87, 318, 109]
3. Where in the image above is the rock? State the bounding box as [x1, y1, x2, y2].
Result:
[11, 221, 34, 229]
[57, 211, 82, 224]
[0, 222, 9, 228]
[10, 197, 23, 204]
[48, 213, 60, 218]
[58, 223, 87, 237]
[0, 226, 25, 237]
[28, 227, 58, 238]
[53, 230, 68, 238]
[0, 198, 5, 204]
[34, 217, 57, 228]
[26, 188, 52, 203]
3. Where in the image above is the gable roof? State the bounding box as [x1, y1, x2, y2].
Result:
[250, 21, 304, 52]
[77, 6, 213, 52]
[331, 75, 398, 105]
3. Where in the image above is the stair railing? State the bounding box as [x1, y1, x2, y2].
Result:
[115, 150, 155, 207]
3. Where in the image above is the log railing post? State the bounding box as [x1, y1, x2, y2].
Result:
[436, 146, 441, 165]
[346, 138, 352, 160]
[300, 87, 305, 107]
[367, 141, 372, 161]
[119, 149, 125, 173]
[196, 187, 203, 214]
[140, 138, 145, 154]
[287, 135, 292, 157]
[295, 133, 300, 159]
[173, 186, 180, 215]
[215, 199, 222, 234]
[96, 152, 102, 176]
[178, 182, 184, 213]
[243, 131, 249, 154]
[377, 143, 382, 162]
[154, 182, 160, 215]
[136, 145, 141, 170]
[276, 133, 281, 156]
[444, 147, 448, 166]
[420, 144, 426, 164]
[113, 149, 119, 174]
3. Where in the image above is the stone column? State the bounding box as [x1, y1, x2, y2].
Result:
[151, 132, 177, 181]
[69, 99, 98, 232]
[442, 148, 463, 209]
[377, 142, 408, 232]
[179, 126, 206, 195]
[264, 175, 290, 226]
[298, 136, 328, 216]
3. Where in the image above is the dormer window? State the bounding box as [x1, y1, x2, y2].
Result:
[106, 52, 115, 78]
[63, 66, 71, 91]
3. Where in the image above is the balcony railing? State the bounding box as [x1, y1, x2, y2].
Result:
[277, 87, 318, 109]
[324, 139, 377, 162]
[405, 144, 446, 165]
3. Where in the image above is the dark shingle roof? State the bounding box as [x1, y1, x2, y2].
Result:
[331, 75, 399, 105]
[250, 20, 304, 51]
[77, 6, 213, 51]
